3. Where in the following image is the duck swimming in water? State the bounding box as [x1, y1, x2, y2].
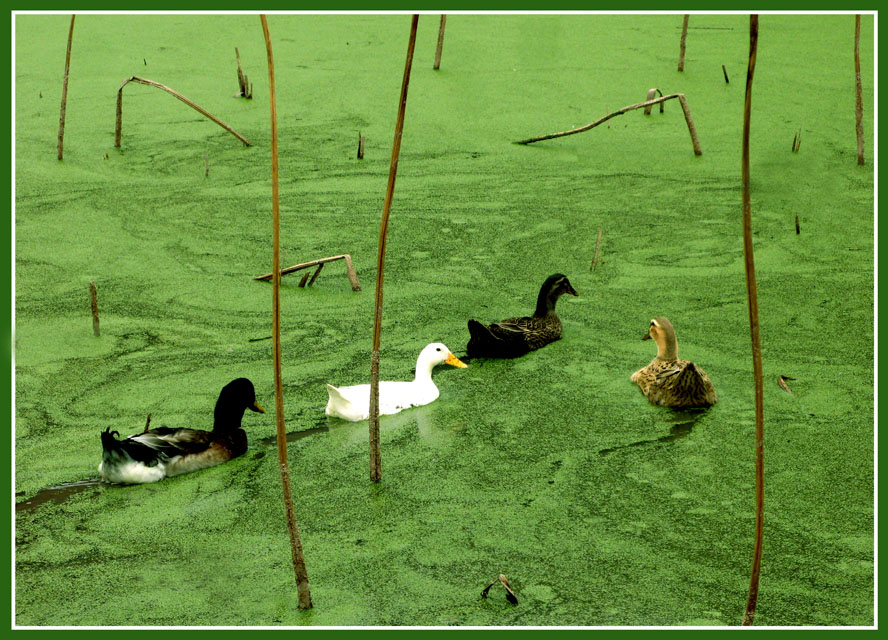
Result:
[325, 343, 467, 422]
[466, 273, 578, 358]
[631, 317, 717, 409]
[98, 378, 265, 484]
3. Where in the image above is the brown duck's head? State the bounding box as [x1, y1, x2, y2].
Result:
[643, 317, 678, 360]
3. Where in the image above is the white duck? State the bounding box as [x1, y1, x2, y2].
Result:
[325, 342, 468, 421]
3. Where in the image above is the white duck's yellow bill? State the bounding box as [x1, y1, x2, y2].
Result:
[445, 353, 468, 368]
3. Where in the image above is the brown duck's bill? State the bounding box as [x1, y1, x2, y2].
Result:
[445, 353, 468, 368]
[251, 400, 266, 413]
[642, 334, 652, 340]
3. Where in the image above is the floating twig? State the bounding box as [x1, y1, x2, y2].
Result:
[481, 574, 519, 605]
[433, 15, 447, 70]
[854, 15, 865, 165]
[357, 133, 365, 159]
[89, 281, 100, 337]
[778, 375, 796, 394]
[253, 253, 362, 291]
[678, 15, 689, 71]
[249, 335, 273, 342]
[260, 13, 312, 611]
[235, 47, 252, 99]
[591, 227, 603, 269]
[643, 88, 664, 115]
[57, 14, 75, 161]
[722, 64, 730, 83]
[114, 75, 252, 148]
[515, 92, 702, 156]
[795, 215, 800, 235]
[792, 128, 801, 153]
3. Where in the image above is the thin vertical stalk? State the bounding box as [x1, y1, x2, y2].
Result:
[741, 13, 764, 627]
[57, 14, 75, 161]
[260, 14, 313, 611]
[854, 14, 865, 166]
[434, 15, 447, 70]
[678, 14, 689, 72]
[369, 14, 419, 483]
[89, 281, 100, 337]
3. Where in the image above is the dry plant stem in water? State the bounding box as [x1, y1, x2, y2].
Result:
[678, 14, 689, 71]
[89, 280, 99, 337]
[369, 14, 419, 483]
[260, 13, 312, 611]
[434, 15, 447, 70]
[741, 13, 764, 627]
[854, 15, 865, 165]
[57, 14, 75, 161]
[515, 92, 702, 155]
[114, 76, 252, 147]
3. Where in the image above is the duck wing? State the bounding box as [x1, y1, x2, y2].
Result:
[102, 427, 213, 465]
[655, 361, 718, 407]
[491, 315, 562, 351]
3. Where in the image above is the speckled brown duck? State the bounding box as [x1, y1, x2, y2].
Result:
[98, 378, 265, 484]
[466, 273, 578, 358]
[631, 317, 717, 408]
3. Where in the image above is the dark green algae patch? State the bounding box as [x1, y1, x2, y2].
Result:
[14, 14, 872, 626]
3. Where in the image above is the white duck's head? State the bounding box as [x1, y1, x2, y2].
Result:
[415, 342, 468, 378]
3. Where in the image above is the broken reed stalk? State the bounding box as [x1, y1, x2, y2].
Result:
[591, 227, 602, 269]
[795, 215, 800, 235]
[369, 14, 419, 483]
[741, 14, 764, 627]
[515, 92, 702, 156]
[433, 15, 447, 70]
[260, 14, 312, 611]
[89, 281, 100, 336]
[722, 64, 730, 83]
[678, 14, 689, 71]
[235, 47, 252, 99]
[357, 133, 365, 159]
[205, 151, 209, 177]
[854, 15, 865, 165]
[57, 14, 75, 161]
[252, 253, 362, 291]
[114, 76, 252, 147]
[643, 88, 664, 115]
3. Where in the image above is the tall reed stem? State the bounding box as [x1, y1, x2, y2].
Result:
[369, 14, 419, 483]
[261, 14, 312, 611]
[57, 14, 75, 161]
[741, 13, 764, 627]
[854, 14, 865, 166]
[678, 14, 689, 72]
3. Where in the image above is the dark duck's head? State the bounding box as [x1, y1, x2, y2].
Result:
[535, 273, 579, 316]
[213, 378, 265, 431]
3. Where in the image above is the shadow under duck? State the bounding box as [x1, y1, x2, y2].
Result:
[466, 273, 578, 359]
[98, 377, 265, 484]
[631, 317, 717, 409]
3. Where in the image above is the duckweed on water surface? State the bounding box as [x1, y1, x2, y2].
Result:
[14, 14, 873, 626]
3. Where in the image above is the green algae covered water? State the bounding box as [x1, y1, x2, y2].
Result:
[14, 13, 873, 626]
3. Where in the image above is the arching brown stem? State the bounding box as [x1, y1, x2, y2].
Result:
[741, 13, 764, 627]
[114, 75, 251, 148]
[261, 14, 312, 611]
[369, 14, 419, 483]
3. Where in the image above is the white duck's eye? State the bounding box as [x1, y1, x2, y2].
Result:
[436, 348, 442, 352]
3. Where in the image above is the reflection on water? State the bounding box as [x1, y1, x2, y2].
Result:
[15, 478, 106, 513]
[598, 409, 707, 457]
